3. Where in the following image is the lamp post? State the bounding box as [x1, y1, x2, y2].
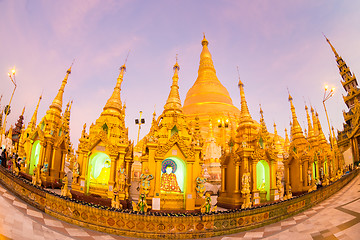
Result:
[135, 111, 145, 144]
[2, 68, 17, 138]
[323, 85, 335, 176]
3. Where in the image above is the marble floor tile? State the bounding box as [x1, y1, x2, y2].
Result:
[0, 174, 360, 239]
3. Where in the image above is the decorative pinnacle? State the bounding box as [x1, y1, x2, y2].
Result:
[173, 54, 180, 72]
[238, 73, 252, 120]
[164, 59, 182, 111]
[237, 66, 243, 87]
[259, 104, 264, 120]
[202, 33, 209, 46]
[323, 33, 339, 57]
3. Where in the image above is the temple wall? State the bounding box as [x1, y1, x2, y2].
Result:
[0, 166, 357, 239]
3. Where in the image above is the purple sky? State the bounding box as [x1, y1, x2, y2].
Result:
[1, 0, 360, 147]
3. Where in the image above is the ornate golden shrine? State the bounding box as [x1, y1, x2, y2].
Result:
[218, 78, 283, 208]
[283, 95, 342, 195]
[18, 67, 73, 185]
[71, 65, 133, 200]
[139, 60, 204, 211]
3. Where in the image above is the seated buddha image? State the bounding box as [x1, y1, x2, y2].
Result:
[160, 165, 181, 192]
[90, 159, 111, 185]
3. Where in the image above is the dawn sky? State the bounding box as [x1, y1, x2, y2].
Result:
[1, 0, 360, 147]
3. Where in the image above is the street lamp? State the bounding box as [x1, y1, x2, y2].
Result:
[323, 85, 335, 148]
[2, 68, 17, 138]
[323, 85, 335, 175]
[135, 111, 145, 144]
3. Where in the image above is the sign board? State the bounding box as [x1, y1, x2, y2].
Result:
[152, 198, 161, 210]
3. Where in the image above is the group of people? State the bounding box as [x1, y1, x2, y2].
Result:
[0, 147, 22, 173]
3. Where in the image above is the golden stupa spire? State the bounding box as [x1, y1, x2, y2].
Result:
[315, 111, 328, 144]
[50, 65, 72, 113]
[28, 95, 42, 131]
[284, 128, 290, 151]
[259, 105, 267, 131]
[325, 34, 358, 99]
[273, 122, 278, 136]
[238, 67, 252, 122]
[324, 34, 339, 58]
[21, 107, 25, 116]
[305, 105, 314, 139]
[310, 106, 319, 136]
[164, 58, 182, 112]
[101, 64, 126, 117]
[288, 93, 304, 140]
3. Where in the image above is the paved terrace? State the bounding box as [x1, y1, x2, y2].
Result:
[0, 173, 359, 240]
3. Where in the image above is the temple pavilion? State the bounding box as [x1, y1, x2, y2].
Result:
[71, 65, 133, 202]
[18, 67, 73, 186]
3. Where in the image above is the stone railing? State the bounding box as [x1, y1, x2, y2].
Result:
[0, 167, 358, 239]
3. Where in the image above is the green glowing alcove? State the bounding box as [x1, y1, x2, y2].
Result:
[256, 160, 270, 200]
[87, 152, 111, 186]
[29, 140, 41, 175]
[313, 162, 318, 180]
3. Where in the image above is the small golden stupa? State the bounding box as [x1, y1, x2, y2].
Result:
[18, 67, 73, 185]
[139, 60, 204, 211]
[71, 65, 133, 201]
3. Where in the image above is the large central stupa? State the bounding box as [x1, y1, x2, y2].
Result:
[183, 36, 241, 148]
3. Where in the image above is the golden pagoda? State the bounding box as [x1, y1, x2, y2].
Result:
[139, 60, 203, 211]
[18, 67, 73, 185]
[283, 95, 312, 194]
[182, 35, 241, 149]
[71, 64, 133, 202]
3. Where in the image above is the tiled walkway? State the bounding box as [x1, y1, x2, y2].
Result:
[0, 174, 359, 240]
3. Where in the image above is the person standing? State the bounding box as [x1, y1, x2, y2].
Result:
[1, 149, 7, 168]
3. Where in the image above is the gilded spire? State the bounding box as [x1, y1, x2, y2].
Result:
[284, 128, 290, 151]
[305, 105, 315, 140]
[28, 95, 42, 131]
[50, 66, 72, 113]
[238, 71, 252, 122]
[311, 106, 319, 136]
[273, 122, 278, 136]
[325, 35, 357, 92]
[259, 105, 267, 131]
[164, 60, 182, 112]
[324, 34, 339, 58]
[315, 111, 328, 144]
[101, 64, 126, 117]
[288, 93, 304, 140]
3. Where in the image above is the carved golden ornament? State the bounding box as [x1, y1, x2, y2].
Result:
[155, 133, 195, 158]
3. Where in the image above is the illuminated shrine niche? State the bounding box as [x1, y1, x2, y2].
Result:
[160, 158, 186, 193]
[256, 160, 270, 201]
[88, 152, 111, 186]
[29, 140, 41, 175]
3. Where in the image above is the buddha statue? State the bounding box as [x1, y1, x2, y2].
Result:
[160, 165, 181, 192]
